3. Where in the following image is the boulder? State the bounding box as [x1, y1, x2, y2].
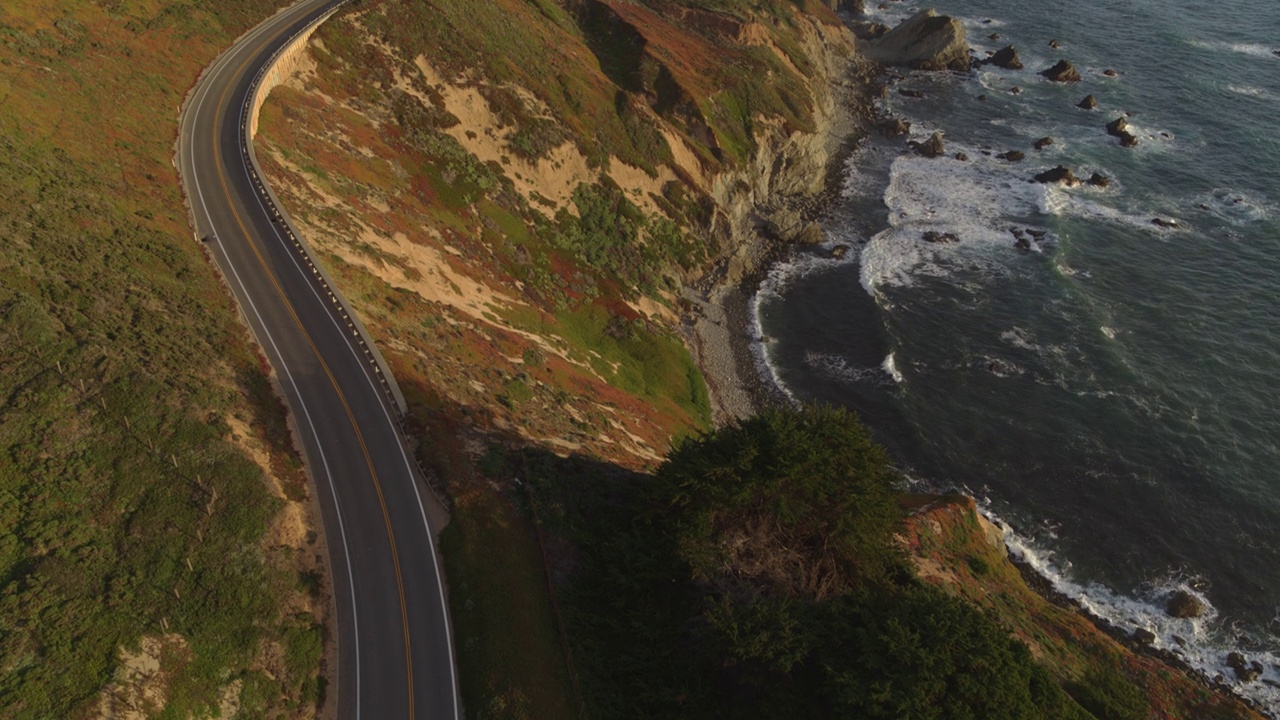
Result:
[923, 230, 959, 243]
[1132, 628, 1157, 645]
[1151, 217, 1179, 228]
[1089, 172, 1110, 187]
[1049, 39, 1063, 49]
[1041, 59, 1082, 82]
[1103, 68, 1119, 77]
[830, 244, 850, 259]
[1009, 86, 1023, 94]
[988, 32, 1001, 40]
[980, 45, 1024, 70]
[866, 9, 972, 72]
[918, 131, 946, 158]
[977, 94, 988, 101]
[1078, 94, 1099, 110]
[1166, 590, 1205, 618]
[899, 88, 925, 98]
[999, 150, 1025, 162]
[1014, 236, 1031, 251]
[1034, 166, 1078, 185]
[880, 117, 911, 137]
[1034, 136, 1054, 150]
[954, 152, 969, 161]
[1106, 116, 1138, 147]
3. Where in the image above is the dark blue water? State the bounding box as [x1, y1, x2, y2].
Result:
[754, 0, 1280, 708]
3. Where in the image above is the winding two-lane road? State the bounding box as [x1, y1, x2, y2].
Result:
[177, 2, 459, 717]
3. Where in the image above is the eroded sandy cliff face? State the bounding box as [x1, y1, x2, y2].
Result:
[253, 0, 871, 458]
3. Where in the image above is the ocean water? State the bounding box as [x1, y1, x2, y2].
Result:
[753, 0, 1280, 710]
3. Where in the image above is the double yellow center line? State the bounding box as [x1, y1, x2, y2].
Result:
[208, 9, 416, 717]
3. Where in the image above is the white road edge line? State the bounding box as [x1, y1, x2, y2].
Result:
[236, 20, 463, 717]
[184, 4, 362, 718]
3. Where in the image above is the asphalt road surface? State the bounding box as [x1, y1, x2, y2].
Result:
[177, 2, 460, 717]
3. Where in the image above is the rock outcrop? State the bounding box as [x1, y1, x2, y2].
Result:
[916, 131, 945, 158]
[865, 9, 971, 72]
[980, 45, 1023, 70]
[1166, 590, 1205, 618]
[1034, 166, 1078, 185]
[1106, 116, 1139, 147]
[1040, 59, 1081, 82]
[1078, 94, 1098, 110]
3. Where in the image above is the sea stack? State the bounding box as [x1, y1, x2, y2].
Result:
[1041, 59, 1082, 82]
[865, 9, 972, 72]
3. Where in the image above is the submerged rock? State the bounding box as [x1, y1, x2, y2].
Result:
[1078, 94, 1099, 110]
[954, 152, 969, 161]
[981, 45, 1024, 70]
[866, 9, 972, 72]
[923, 230, 959, 243]
[899, 88, 926, 98]
[1040, 59, 1082, 82]
[1103, 68, 1119, 77]
[1151, 217, 1179, 228]
[1034, 166, 1078, 185]
[1009, 86, 1022, 94]
[1166, 590, 1205, 618]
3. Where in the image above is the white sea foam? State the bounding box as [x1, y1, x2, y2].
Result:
[882, 352, 904, 384]
[859, 148, 1051, 293]
[982, 505, 1280, 713]
[1197, 188, 1273, 225]
[1188, 39, 1280, 60]
[805, 351, 897, 388]
[1227, 84, 1278, 102]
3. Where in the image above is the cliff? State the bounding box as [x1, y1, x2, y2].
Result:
[247, 1, 1261, 718]
[902, 495, 1263, 719]
[252, 0, 874, 461]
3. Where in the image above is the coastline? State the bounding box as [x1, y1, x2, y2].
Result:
[685, 13, 1274, 717]
[688, 40, 880, 425]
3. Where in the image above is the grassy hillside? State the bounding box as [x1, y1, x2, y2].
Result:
[0, 1, 330, 717]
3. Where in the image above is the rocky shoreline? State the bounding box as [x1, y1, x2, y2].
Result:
[687, 7, 1273, 717]
[686, 33, 881, 424]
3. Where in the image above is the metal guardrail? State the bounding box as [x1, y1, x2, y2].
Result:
[238, 0, 452, 509]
